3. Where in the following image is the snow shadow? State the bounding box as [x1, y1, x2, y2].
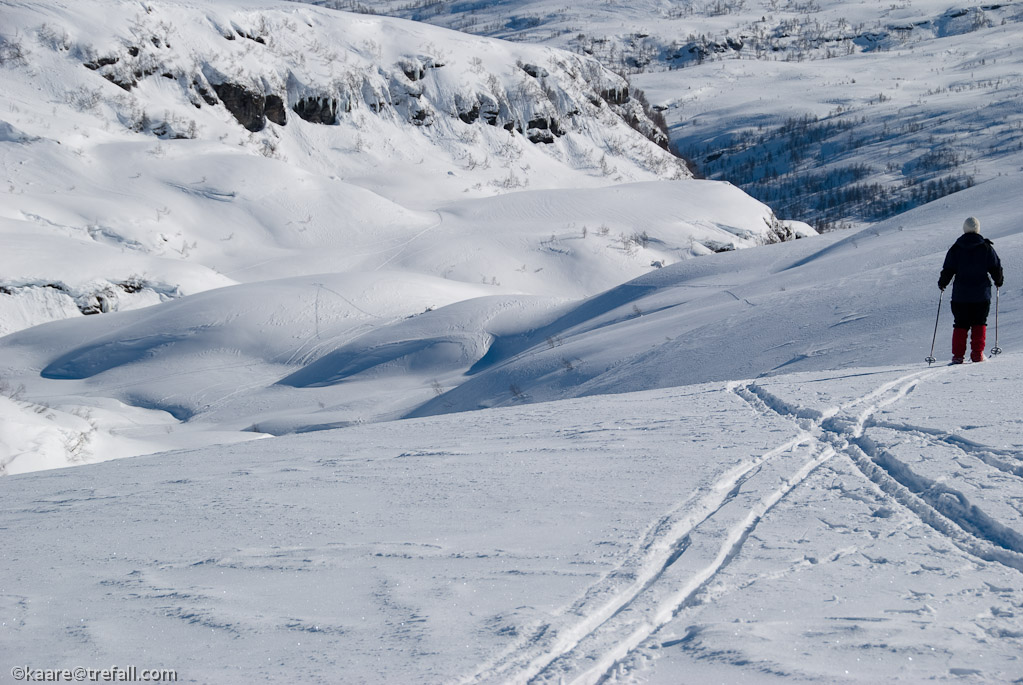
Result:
[41, 331, 198, 380]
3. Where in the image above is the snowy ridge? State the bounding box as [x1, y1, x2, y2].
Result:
[338, 0, 1023, 228]
[0, 0, 706, 333]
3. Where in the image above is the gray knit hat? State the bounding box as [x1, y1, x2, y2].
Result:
[963, 216, 980, 233]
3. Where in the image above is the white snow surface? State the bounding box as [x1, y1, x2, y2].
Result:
[2, 0, 1023, 682]
[2, 168, 1022, 682]
[0, 0, 807, 473]
[347, 0, 1023, 228]
[3, 358, 1023, 683]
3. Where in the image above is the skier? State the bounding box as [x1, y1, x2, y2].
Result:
[938, 216, 1004, 363]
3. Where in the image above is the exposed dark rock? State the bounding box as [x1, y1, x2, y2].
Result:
[210, 81, 266, 132]
[600, 86, 629, 105]
[83, 55, 118, 70]
[458, 103, 480, 125]
[103, 72, 136, 91]
[390, 74, 424, 103]
[292, 97, 338, 125]
[80, 291, 113, 315]
[193, 79, 218, 106]
[521, 63, 549, 78]
[403, 63, 426, 81]
[526, 116, 565, 140]
[410, 105, 433, 126]
[151, 121, 190, 139]
[117, 277, 147, 294]
[127, 46, 140, 57]
[399, 55, 443, 82]
[236, 29, 266, 44]
[527, 129, 555, 144]
[265, 94, 287, 125]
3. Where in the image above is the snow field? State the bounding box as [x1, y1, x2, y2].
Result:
[1, 0, 810, 472]
[2, 359, 1022, 682]
[2, 0, 1023, 681]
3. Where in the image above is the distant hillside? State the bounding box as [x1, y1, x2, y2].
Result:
[0, 0, 814, 473]
[0, 0, 706, 334]
[328, 0, 1023, 229]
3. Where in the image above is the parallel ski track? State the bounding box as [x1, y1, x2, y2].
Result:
[551, 370, 933, 684]
[462, 372, 918, 684]
[459, 430, 821, 685]
[577, 442, 836, 685]
[463, 367, 1023, 685]
[868, 419, 1023, 479]
[745, 370, 1023, 573]
[579, 370, 943, 683]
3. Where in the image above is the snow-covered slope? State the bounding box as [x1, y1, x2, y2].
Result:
[341, 0, 1023, 228]
[3, 355, 1022, 683]
[409, 176, 1023, 417]
[0, 0, 728, 335]
[2, 1, 1022, 681]
[0, 0, 818, 473]
[0, 172, 1014, 473]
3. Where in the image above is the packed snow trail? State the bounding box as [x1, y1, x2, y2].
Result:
[747, 368, 1023, 572]
[458, 366, 992, 684]
[590, 365, 1023, 683]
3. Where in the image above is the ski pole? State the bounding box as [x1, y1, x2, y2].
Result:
[926, 289, 943, 366]
[991, 287, 1002, 356]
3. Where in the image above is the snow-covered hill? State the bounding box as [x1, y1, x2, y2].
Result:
[338, 0, 1023, 228]
[0, 0, 816, 472]
[1, 0, 749, 336]
[0, 173, 1016, 475]
[2, 0, 1022, 682]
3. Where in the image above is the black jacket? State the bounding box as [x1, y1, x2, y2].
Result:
[938, 232, 1004, 302]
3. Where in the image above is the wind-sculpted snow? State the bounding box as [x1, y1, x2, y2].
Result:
[3, 359, 1023, 682]
[0, 176, 802, 470]
[1, 173, 1018, 471]
[0, 0, 707, 334]
[3, 0, 1023, 678]
[0, 0, 816, 470]
[400, 176, 1022, 419]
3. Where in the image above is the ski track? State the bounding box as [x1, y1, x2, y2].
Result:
[463, 371, 949, 684]
[461, 366, 1023, 684]
[459, 432, 819, 685]
[745, 370, 1023, 573]
[868, 419, 1023, 479]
